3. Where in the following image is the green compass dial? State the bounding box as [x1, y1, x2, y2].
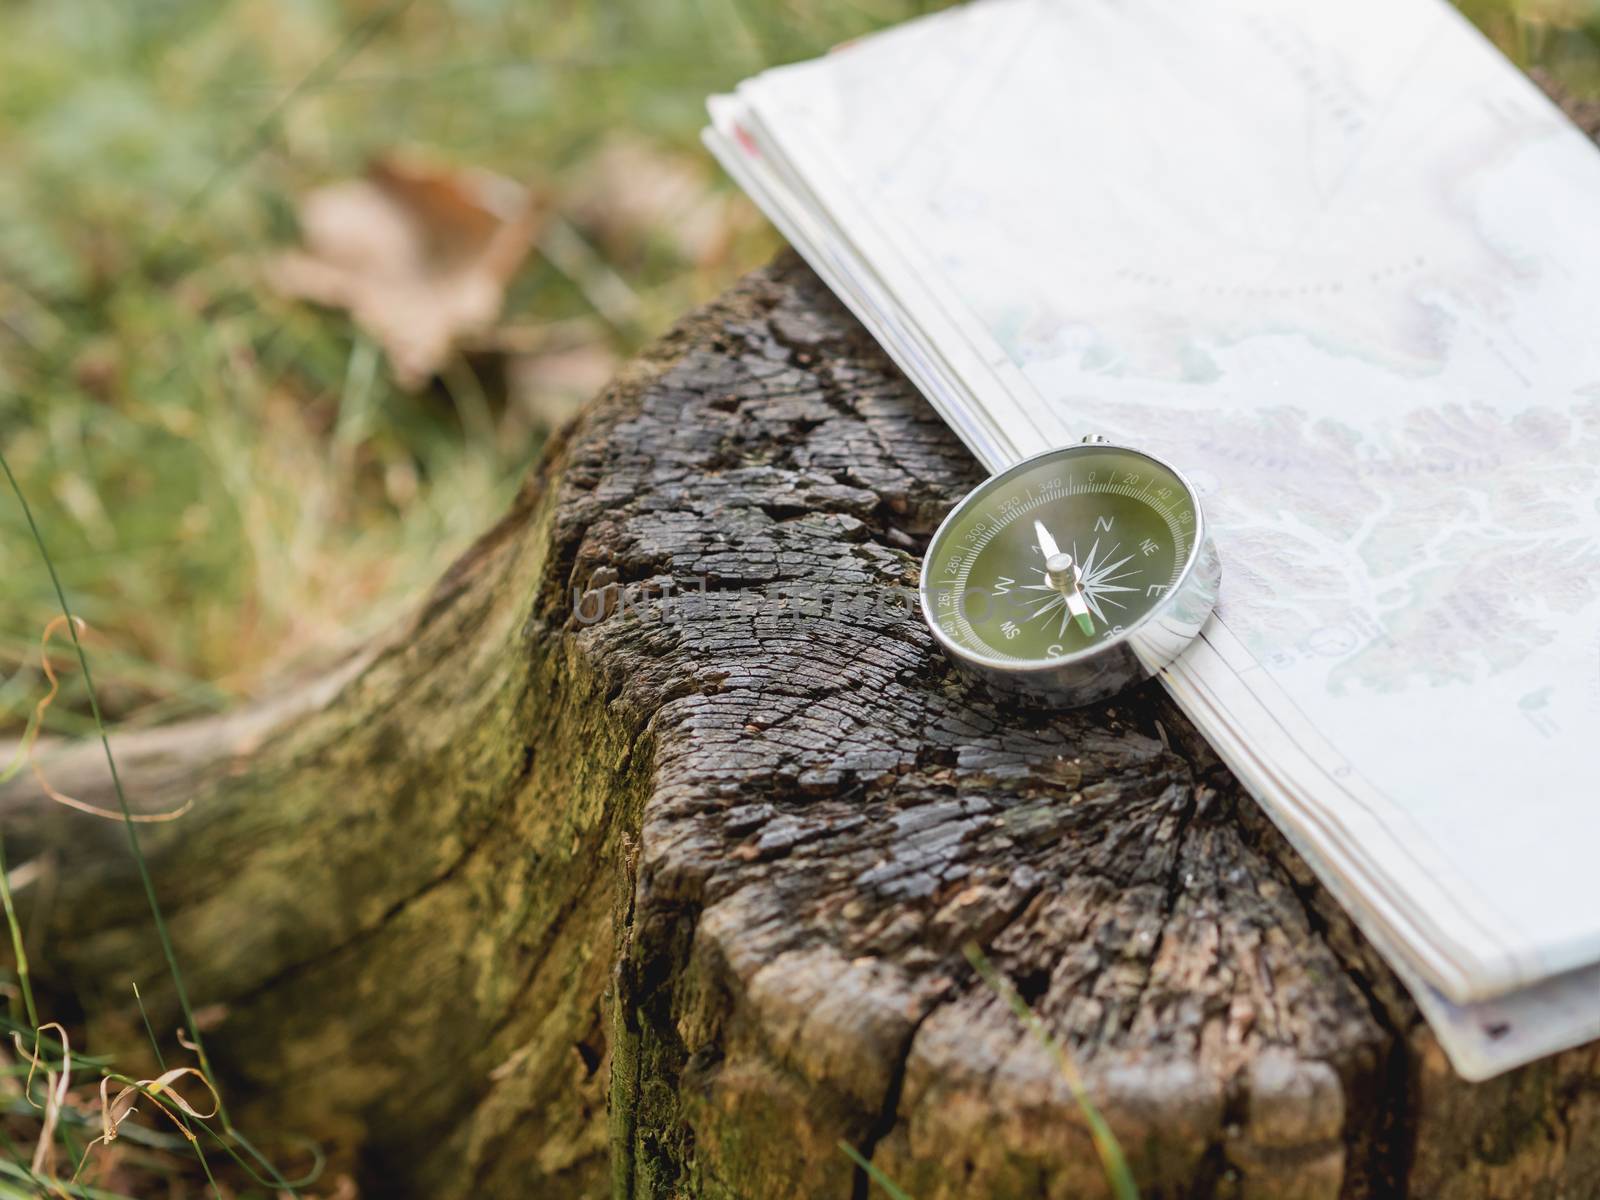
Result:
[922, 444, 1199, 665]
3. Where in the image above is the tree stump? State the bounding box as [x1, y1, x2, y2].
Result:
[8, 254, 1599, 1200]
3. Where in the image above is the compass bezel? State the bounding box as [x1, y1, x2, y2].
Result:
[918, 440, 1219, 705]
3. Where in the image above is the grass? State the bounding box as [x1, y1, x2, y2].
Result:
[0, 0, 954, 740]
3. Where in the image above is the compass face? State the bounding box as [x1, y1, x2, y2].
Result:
[921, 444, 1201, 667]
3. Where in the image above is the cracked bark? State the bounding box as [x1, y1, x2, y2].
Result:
[5, 253, 1599, 1198]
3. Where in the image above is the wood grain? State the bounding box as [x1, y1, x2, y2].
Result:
[6, 255, 1597, 1198]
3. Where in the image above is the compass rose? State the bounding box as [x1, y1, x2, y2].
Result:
[1021, 537, 1140, 636]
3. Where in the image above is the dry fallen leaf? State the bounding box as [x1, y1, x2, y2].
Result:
[268, 156, 541, 390]
[565, 134, 750, 268]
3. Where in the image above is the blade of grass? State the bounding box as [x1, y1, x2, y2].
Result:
[838, 1139, 913, 1200]
[0, 832, 37, 1034]
[130, 983, 165, 1074]
[964, 943, 1139, 1200]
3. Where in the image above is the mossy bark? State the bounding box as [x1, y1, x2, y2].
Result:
[6, 255, 1599, 1198]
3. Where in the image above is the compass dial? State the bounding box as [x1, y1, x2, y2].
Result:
[921, 443, 1201, 667]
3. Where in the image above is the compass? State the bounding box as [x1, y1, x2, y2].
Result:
[919, 436, 1220, 706]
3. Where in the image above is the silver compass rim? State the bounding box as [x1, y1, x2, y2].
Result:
[917, 440, 1219, 703]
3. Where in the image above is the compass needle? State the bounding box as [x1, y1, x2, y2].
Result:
[1032, 519, 1061, 561]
